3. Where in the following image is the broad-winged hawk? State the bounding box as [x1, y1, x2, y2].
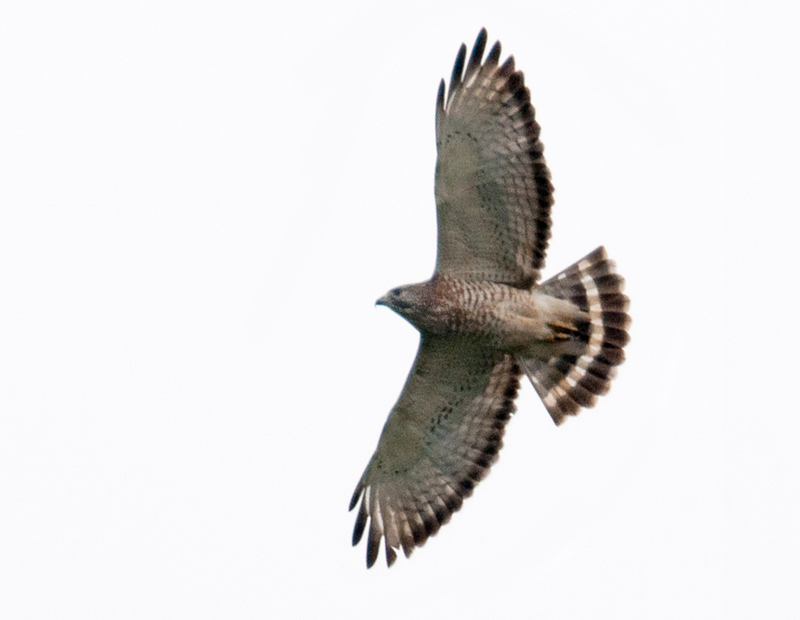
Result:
[350, 29, 630, 568]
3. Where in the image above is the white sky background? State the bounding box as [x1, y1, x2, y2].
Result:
[1, 1, 798, 617]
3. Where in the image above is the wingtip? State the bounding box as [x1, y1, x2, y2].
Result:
[352, 499, 368, 546]
[485, 40, 501, 68]
[474, 28, 488, 54]
[366, 525, 381, 568]
[464, 28, 488, 84]
[498, 54, 516, 77]
[348, 483, 362, 511]
[386, 544, 397, 567]
[450, 42, 467, 90]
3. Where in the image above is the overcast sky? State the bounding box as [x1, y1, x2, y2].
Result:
[2, 1, 798, 618]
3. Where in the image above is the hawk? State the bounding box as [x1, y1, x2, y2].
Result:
[350, 29, 630, 568]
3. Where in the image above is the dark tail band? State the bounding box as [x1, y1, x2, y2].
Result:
[519, 246, 630, 425]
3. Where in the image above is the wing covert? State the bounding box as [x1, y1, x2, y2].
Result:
[349, 334, 521, 568]
[434, 29, 553, 287]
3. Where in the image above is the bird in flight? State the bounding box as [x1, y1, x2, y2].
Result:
[350, 29, 630, 568]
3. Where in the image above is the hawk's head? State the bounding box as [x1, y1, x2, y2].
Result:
[376, 282, 433, 329]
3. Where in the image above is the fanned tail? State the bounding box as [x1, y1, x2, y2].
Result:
[519, 246, 630, 425]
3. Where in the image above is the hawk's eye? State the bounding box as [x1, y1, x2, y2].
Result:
[391, 289, 411, 310]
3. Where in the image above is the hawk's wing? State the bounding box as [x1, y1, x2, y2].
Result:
[349, 335, 521, 568]
[434, 29, 553, 288]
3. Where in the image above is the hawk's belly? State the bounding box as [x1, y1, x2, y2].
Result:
[416, 279, 584, 353]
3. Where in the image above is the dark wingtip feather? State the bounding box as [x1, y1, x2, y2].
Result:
[400, 527, 414, 558]
[485, 41, 501, 68]
[464, 29, 488, 83]
[366, 524, 381, 568]
[348, 484, 362, 511]
[386, 544, 397, 567]
[450, 43, 467, 91]
[352, 497, 368, 546]
[497, 55, 515, 77]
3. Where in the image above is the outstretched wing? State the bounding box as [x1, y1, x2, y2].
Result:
[349, 335, 521, 568]
[434, 29, 553, 288]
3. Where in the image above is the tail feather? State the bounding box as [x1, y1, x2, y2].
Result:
[519, 246, 630, 425]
